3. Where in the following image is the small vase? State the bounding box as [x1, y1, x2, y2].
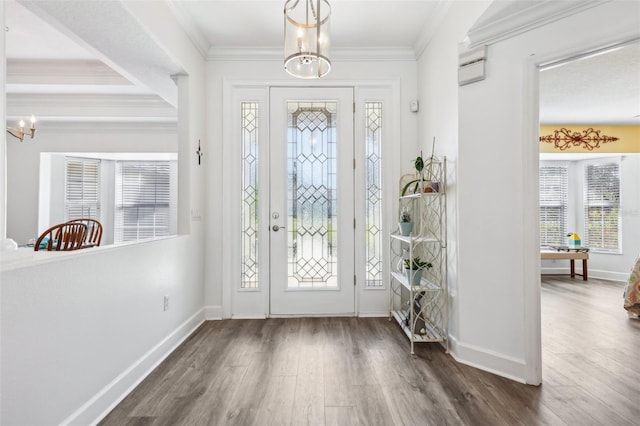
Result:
[405, 269, 423, 286]
[399, 222, 413, 236]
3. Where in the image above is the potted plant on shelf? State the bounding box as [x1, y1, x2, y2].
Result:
[399, 207, 413, 236]
[400, 138, 441, 196]
[401, 153, 425, 196]
[403, 257, 432, 286]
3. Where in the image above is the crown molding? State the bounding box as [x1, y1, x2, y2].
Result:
[27, 120, 178, 133]
[413, 0, 453, 59]
[6, 59, 132, 86]
[207, 46, 417, 62]
[6, 93, 177, 123]
[466, 0, 607, 48]
[165, 0, 209, 59]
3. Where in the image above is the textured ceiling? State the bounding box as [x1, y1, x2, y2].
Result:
[539, 42, 640, 125]
[5, 0, 94, 59]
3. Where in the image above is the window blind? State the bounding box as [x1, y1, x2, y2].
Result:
[115, 161, 171, 243]
[65, 158, 101, 220]
[539, 165, 568, 246]
[584, 162, 620, 251]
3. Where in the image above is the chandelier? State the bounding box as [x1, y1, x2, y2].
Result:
[284, 0, 331, 79]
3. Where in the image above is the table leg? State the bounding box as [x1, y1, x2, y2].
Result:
[570, 259, 575, 278]
[582, 259, 588, 281]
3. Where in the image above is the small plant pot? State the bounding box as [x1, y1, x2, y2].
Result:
[422, 181, 439, 193]
[405, 268, 423, 286]
[399, 222, 413, 236]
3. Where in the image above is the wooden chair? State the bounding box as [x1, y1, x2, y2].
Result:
[66, 218, 103, 247]
[34, 223, 87, 251]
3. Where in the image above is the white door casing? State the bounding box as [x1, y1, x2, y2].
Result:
[269, 87, 355, 315]
[224, 82, 399, 320]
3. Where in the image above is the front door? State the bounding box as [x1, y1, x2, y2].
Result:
[269, 87, 355, 315]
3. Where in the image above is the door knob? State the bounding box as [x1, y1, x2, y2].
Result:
[272, 225, 285, 232]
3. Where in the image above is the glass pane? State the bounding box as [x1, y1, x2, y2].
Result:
[114, 161, 171, 243]
[287, 101, 338, 289]
[365, 102, 383, 287]
[65, 158, 101, 221]
[584, 162, 620, 251]
[241, 102, 259, 289]
[539, 165, 567, 246]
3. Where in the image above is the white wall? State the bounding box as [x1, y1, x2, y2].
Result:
[416, 0, 491, 361]
[1, 1, 6, 240]
[456, 0, 640, 383]
[1, 238, 203, 425]
[205, 58, 418, 317]
[1, 1, 207, 424]
[6, 123, 177, 245]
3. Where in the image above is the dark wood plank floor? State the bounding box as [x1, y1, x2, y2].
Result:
[101, 276, 639, 425]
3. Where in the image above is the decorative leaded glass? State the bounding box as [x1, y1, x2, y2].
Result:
[241, 102, 259, 289]
[365, 102, 383, 287]
[287, 101, 338, 288]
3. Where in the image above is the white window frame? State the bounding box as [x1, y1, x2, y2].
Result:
[539, 163, 568, 247]
[583, 159, 621, 253]
[65, 157, 101, 221]
[114, 160, 175, 243]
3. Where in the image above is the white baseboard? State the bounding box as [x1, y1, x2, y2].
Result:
[205, 304, 223, 320]
[357, 311, 389, 317]
[541, 267, 581, 275]
[448, 336, 527, 384]
[588, 269, 628, 282]
[231, 314, 267, 319]
[541, 268, 627, 282]
[61, 308, 206, 426]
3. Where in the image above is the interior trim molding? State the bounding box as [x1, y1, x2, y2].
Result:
[413, 1, 453, 58]
[32, 121, 178, 133]
[165, 0, 209, 58]
[356, 311, 389, 318]
[231, 314, 268, 320]
[6, 59, 131, 85]
[466, 0, 605, 48]
[7, 93, 177, 123]
[448, 336, 527, 384]
[207, 46, 417, 62]
[585, 269, 628, 282]
[60, 308, 206, 426]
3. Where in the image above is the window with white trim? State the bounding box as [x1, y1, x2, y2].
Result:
[584, 161, 620, 252]
[115, 161, 171, 243]
[65, 157, 101, 221]
[539, 164, 568, 246]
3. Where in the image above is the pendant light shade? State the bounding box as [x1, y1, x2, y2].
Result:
[284, 0, 331, 79]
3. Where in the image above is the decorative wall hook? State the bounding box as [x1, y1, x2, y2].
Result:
[196, 139, 203, 165]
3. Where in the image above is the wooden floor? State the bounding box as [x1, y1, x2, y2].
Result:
[101, 276, 639, 425]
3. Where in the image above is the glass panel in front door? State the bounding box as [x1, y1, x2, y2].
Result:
[287, 101, 338, 289]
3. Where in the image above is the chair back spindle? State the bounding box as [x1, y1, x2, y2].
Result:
[34, 223, 87, 251]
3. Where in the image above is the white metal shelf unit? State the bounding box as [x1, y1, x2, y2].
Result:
[389, 158, 447, 354]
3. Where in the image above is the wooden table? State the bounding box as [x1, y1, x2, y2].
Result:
[541, 250, 589, 280]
